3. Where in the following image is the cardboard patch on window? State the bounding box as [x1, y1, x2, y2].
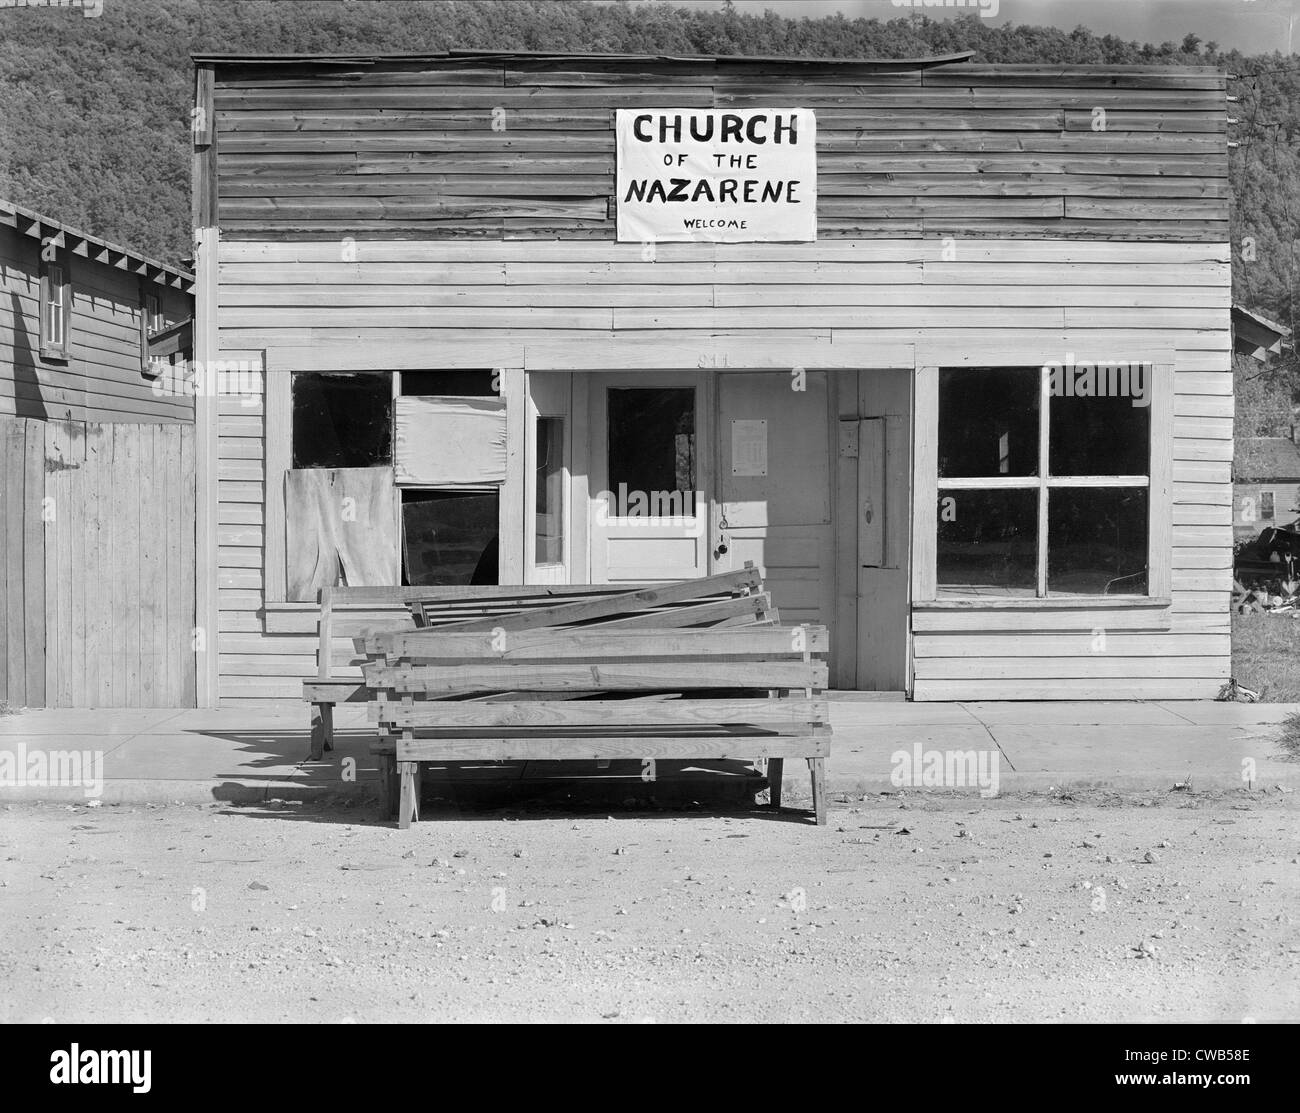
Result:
[285, 466, 399, 601]
[394, 396, 506, 486]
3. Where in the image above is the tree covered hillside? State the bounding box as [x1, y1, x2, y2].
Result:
[1, 0, 1297, 426]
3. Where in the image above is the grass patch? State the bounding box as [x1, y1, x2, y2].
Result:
[1278, 713, 1300, 762]
[0, 700, 12, 716]
[1231, 612, 1300, 702]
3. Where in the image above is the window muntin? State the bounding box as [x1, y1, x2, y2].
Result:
[936, 364, 1152, 598]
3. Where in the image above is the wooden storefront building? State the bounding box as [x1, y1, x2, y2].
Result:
[190, 50, 1234, 706]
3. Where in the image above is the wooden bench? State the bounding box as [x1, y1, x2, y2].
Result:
[360, 623, 831, 828]
[302, 566, 775, 758]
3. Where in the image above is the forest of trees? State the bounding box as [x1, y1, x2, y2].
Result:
[1, 0, 1297, 435]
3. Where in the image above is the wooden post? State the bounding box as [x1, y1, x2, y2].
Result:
[309, 702, 333, 761]
[309, 587, 335, 759]
[802, 629, 821, 824]
[376, 751, 397, 819]
[397, 761, 421, 829]
[767, 687, 783, 809]
[807, 757, 827, 826]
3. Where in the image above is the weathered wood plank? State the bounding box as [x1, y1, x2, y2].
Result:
[373, 697, 828, 730]
[397, 734, 830, 762]
[367, 660, 829, 693]
[363, 626, 828, 660]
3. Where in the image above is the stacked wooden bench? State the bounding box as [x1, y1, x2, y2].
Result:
[362, 626, 830, 827]
[351, 566, 831, 827]
[301, 567, 778, 758]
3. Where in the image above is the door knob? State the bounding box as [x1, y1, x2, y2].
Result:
[863, 497, 874, 524]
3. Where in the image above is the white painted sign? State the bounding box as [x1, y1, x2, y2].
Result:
[731, 419, 768, 477]
[616, 109, 816, 243]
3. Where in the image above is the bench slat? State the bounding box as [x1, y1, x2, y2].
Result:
[397, 734, 829, 761]
[432, 565, 763, 634]
[369, 696, 828, 730]
[361, 625, 825, 660]
[302, 679, 368, 702]
[365, 660, 828, 694]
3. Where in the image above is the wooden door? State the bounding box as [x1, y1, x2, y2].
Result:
[853, 371, 912, 691]
[588, 373, 710, 584]
[714, 371, 833, 630]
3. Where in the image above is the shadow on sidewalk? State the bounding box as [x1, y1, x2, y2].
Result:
[199, 727, 814, 824]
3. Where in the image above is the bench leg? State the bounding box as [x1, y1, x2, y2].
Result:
[309, 703, 334, 761]
[397, 761, 421, 829]
[376, 752, 398, 820]
[807, 757, 826, 826]
[768, 758, 784, 810]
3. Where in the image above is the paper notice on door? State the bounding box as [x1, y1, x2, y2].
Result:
[731, 419, 767, 477]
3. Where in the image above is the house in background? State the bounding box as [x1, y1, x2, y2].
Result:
[0, 200, 197, 708]
[1231, 304, 1291, 363]
[191, 50, 1235, 705]
[1230, 304, 1294, 540]
[1234, 433, 1300, 539]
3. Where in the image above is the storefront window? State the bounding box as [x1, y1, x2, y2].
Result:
[936, 364, 1152, 597]
[535, 416, 564, 566]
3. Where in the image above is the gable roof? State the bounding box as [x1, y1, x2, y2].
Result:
[1236, 436, 1300, 482]
[1232, 304, 1292, 362]
[0, 200, 194, 292]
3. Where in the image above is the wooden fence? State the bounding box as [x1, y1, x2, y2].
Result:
[1, 417, 195, 708]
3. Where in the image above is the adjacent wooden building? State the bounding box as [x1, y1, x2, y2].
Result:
[0, 201, 196, 707]
[190, 50, 1234, 706]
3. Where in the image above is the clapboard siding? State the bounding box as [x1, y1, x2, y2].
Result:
[208, 235, 1231, 702]
[211, 59, 1227, 242]
[0, 227, 193, 424]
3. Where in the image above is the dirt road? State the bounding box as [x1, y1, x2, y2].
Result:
[1, 788, 1296, 1023]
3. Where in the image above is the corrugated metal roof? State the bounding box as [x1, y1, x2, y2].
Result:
[191, 48, 976, 67]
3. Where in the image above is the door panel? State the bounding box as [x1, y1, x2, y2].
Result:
[715, 372, 833, 630]
[588, 373, 709, 584]
[854, 371, 912, 691]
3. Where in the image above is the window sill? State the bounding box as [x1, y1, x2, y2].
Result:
[915, 596, 1171, 611]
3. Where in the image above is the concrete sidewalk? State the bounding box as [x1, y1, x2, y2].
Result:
[0, 698, 1297, 805]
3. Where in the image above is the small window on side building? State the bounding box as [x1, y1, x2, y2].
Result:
[140, 288, 164, 375]
[40, 253, 70, 360]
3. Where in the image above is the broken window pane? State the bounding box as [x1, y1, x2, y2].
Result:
[608, 388, 696, 517]
[292, 372, 392, 469]
[1049, 374, 1150, 476]
[402, 490, 499, 586]
[936, 488, 1038, 595]
[535, 416, 564, 566]
[1048, 487, 1148, 595]
[399, 370, 498, 397]
[938, 368, 1039, 479]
